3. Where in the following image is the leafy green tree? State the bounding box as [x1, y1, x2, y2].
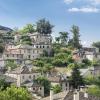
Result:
[82, 59, 92, 66]
[5, 60, 18, 70]
[59, 32, 69, 46]
[70, 65, 84, 89]
[70, 25, 82, 49]
[20, 35, 32, 45]
[36, 18, 54, 34]
[0, 85, 32, 100]
[20, 24, 35, 34]
[52, 84, 62, 94]
[34, 77, 51, 95]
[0, 78, 10, 90]
[88, 86, 100, 97]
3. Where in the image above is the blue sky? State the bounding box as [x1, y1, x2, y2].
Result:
[0, 0, 100, 46]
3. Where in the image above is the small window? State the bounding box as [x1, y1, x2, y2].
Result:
[6, 54, 9, 57]
[12, 54, 14, 57]
[29, 75, 31, 79]
[28, 55, 31, 59]
[33, 88, 35, 90]
[36, 46, 38, 48]
[40, 87, 41, 90]
[40, 46, 41, 48]
[47, 46, 49, 48]
[43, 46, 44, 48]
[33, 75, 35, 79]
[22, 76, 24, 79]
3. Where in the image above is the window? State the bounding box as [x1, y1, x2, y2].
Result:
[22, 76, 24, 79]
[33, 88, 35, 90]
[36, 46, 38, 48]
[33, 75, 35, 79]
[47, 46, 49, 48]
[40, 87, 41, 90]
[20, 50, 21, 54]
[40, 46, 41, 48]
[29, 75, 31, 79]
[6, 54, 9, 57]
[28, 55, 31, 59]
[33, 50, 34, 53]
[43, 46, 44, 48]
[12, 54, 14, 57]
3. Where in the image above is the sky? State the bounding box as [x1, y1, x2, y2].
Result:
[0, 0, 100, 46]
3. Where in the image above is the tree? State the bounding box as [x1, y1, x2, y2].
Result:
[0, 85, 32, 100]
[82, 59, 92, 66]
[36, 18, 54, 34]
[5, 60, 18, 70]
[70, 25, 82, 49]
[0, 78, 10, 90]
[0, 44, 4, 53]
[52, 84, 62, 94]
[70, 64, 84, 89]
[59, 32, 69, 45]
[20, 24, 35, 34]
[34, 77, 51, 95]
[20, 35, 32, 45]
[55, 37, 60, 43]
[92, 41, 100, 52]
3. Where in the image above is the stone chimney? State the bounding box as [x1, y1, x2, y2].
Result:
[73, 90, 79, 100]
[50, 89, 53, 100]
[84, 92, 88, 98]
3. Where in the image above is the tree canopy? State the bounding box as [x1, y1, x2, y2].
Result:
[36, 18, 54, 34]
[20, 24, 35, 34]
[0, 85, 32, 100]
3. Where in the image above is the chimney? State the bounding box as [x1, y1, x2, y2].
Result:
[84, 92, 88, 98]
[73, 90, 79, 100]
[50, 89, 53, 100]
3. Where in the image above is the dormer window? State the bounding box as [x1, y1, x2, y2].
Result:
[29, 75, 31, 79]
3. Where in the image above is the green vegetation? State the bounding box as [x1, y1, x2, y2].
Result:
[36, 18, 54, 34]
[92, 41, 100, 52]
[5, 60, 18, 70]
[20, 24, 35, 34]
[88, 86, 100, 97]
[69, 65, 84, 89]
[20, 35, 32, 45]
[34, 77, 51, 95]
[0, 85, 32, 100]
[52, 84, 62, 94]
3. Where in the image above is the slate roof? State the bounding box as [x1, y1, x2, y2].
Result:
[64, 92, 100, 100]
[7, 66, 38, 74]
[0, 75, 16, 83]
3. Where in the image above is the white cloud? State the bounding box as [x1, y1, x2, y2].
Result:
[90, 0, 100, 5]
[64, 0, 74, 4]
[68, 7, 100, 13]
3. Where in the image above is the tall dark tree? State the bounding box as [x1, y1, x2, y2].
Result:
[36, 18, 54, 34]
[55, 37, 60, 43]
[59, 32, 69, 45]
[70, 25, 81, 49]
[92, 41, 100, 52]
[70, 65, 84, 89]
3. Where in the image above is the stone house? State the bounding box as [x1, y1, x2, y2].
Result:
[5, 66, 41, 87]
